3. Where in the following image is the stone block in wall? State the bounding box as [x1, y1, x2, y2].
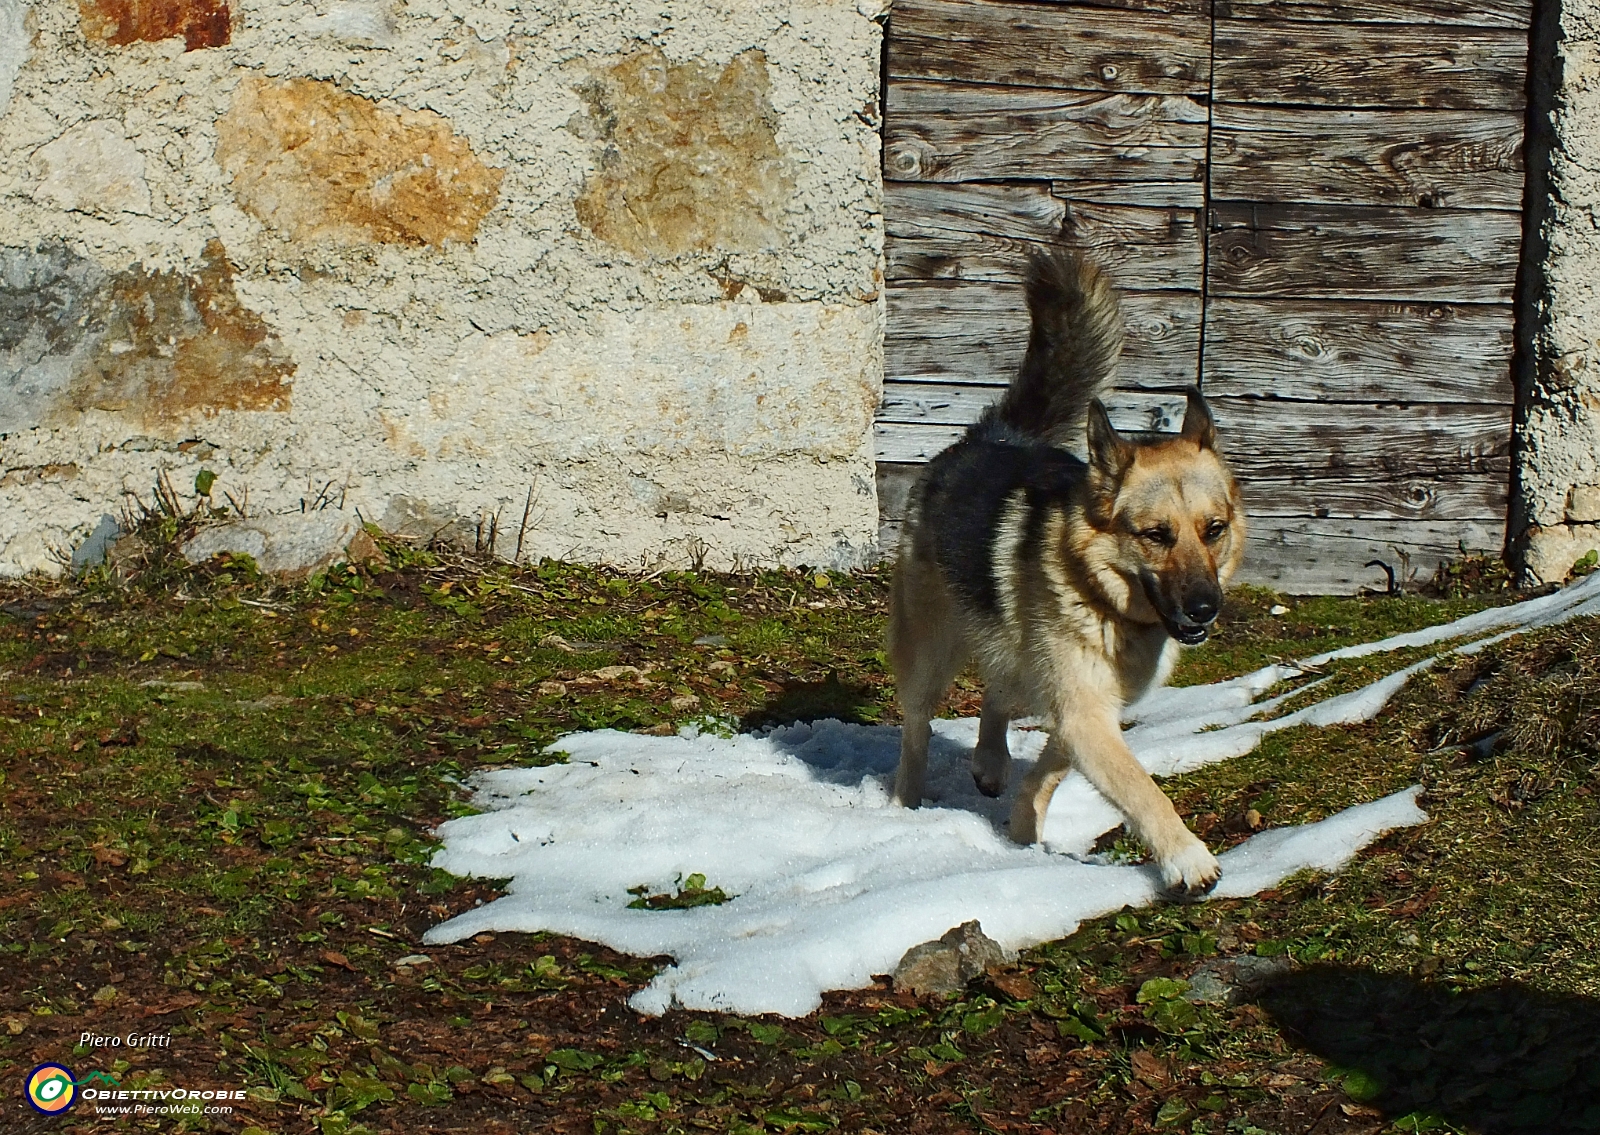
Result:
[1522, 524, 1600, 586]
[77, 0, 230, 51]
[0, 239, 294, 433]
[573, 48, 794, 258]
[215, 77, 504, 248]
[0, 0, 27, 118]
[29, 120, 151, 217]
[1567, 483, 1600, 525]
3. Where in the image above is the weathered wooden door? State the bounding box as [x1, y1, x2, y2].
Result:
[876, 0, 1530, 593]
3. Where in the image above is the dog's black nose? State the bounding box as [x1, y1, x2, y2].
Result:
[1184, 597, 1219, 626]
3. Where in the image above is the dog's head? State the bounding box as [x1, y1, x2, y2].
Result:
[1080, 388, 1245, 645]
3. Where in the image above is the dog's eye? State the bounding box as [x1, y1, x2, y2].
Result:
[1203, 520, 1229, 542]
[1139, 526, 1176, 547]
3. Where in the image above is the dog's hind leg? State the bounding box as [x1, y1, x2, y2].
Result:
[888, 567, 964, 809]
[890, 631, 963, 807]
[971, 684, 1013, 798]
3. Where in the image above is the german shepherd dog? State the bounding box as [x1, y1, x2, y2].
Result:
[888, 249, 1245, 896]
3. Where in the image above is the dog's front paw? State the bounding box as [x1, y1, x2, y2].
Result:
[1158, 840, 1220, 900]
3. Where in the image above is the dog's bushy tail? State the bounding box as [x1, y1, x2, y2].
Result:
[977, 248, 1123, 449]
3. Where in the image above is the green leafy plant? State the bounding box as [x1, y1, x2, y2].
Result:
[626, 872, 733, 910]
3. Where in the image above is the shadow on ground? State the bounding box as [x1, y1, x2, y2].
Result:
[739, 670, 881, 731]
[1258, 964, 1600, 1133]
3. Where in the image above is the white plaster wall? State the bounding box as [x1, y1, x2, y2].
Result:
[1520, 0, 1600, 583]
[0, 0, 887, 576]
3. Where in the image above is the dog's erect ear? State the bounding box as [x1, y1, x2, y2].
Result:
[1179, 387, 1217, 450]
[1086, 399, 1133, 477]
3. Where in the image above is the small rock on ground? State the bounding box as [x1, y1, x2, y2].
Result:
[1184, 954, 1294, 1005]
[181, 512, 372, 576]
[893, 920, 1014, 996]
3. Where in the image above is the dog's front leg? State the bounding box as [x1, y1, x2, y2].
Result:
[1012, 702, 1219, 897]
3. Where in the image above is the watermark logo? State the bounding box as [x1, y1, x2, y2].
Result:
[27, 1063, 77, 1115]
[23, 1062, 243, 1118]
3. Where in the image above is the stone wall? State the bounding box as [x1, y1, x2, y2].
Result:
[1517, 0, 1600, 583]
[0, 0, 886, 577]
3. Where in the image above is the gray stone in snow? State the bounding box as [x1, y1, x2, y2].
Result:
[892, 920, 1014, 997]
[181, 511, 363, 576]
[71, 514, 122, 571]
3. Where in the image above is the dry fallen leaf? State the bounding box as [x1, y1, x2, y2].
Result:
[989, 971, 1038, 1001]
[1130, 1048, 1170, 1087]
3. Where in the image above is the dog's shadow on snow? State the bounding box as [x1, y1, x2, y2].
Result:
[1256, 964, 1600, 1133]
[757, 708, 1036, 835]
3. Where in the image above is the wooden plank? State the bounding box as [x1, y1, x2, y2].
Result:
[875, 399, 1511, 478]
[1008, 0, 1210, 14]
[870, 512, 1506, 592]
[885, 183, 1203, 291]
[1201, 298, 1515, 404]
[879, 465, 1499, 529]
[882, 419, 1234, 462]
[878, 383, 1189, 431]
[888, 0, 1210, 97]
[874, 388, 1507, 520]
[1053, 179, 1205, 208]
[886, 284, 1201, 387]
[876, 448, 1503, 521]
[1240, 475, 1506, 520]
[1212, 23, 1529, 111]
[1211, 106, 1524, 210]
[877, 422, 999, 462]
[1215, 0, 1530, 30]
[1206, 203, 1522, 303]
[887, 182, 1066, 251]
[879, 383, 1185, 427]
[878, 516, 904, 556]
[1237, 518, 1505, 593]
[1208, 398, 1511, 480]
[884, 81, 1208, 183]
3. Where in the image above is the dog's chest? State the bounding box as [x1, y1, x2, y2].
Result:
[1113, 628, 1180, 702]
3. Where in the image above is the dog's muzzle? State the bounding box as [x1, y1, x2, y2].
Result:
[1142, 574, 1219, 645]
[1168, 619, 1210, 646]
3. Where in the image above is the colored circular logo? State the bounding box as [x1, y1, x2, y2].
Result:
[27, 1064, 77, 1114]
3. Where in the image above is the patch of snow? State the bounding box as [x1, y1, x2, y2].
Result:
[1303, 569, 1600, 666]
[424, 575, 1600, 1017]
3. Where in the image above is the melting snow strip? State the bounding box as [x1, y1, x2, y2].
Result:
[424, 574, 1600, 1017]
